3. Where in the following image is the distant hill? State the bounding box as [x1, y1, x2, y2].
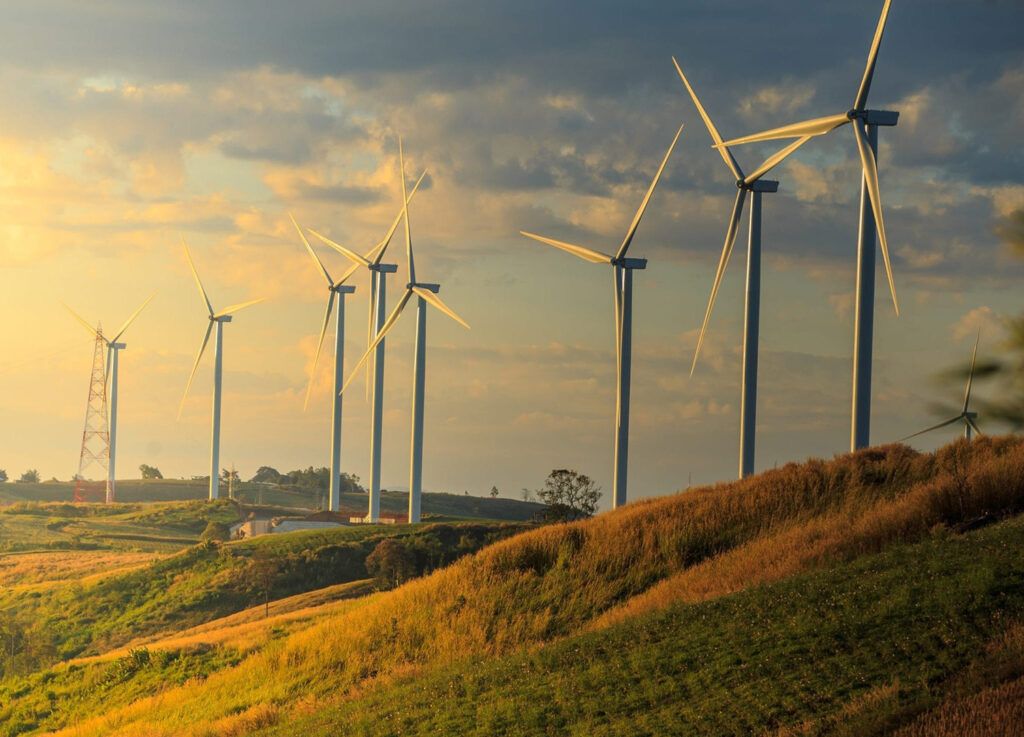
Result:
[0, 479, 544, 521]
[2, 437, 1023, 736]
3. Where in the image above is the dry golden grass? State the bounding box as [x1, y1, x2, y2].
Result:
[43, 437, 1024, 737]
[68, 580, 379, 665]
[0, 551, 161, 589]
[894, 676, 1024, 736]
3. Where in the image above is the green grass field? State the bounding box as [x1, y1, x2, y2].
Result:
[1, 438, 1023, 736]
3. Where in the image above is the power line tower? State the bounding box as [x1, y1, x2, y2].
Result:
[74, 328, 111, 503]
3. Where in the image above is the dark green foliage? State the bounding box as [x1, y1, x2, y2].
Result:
[138, 464, 162, 480]
[16, 471, 38, 484]
[534, 469, 601, 521]
[365, 539, 417, 590]
[200, 520, 231, 542]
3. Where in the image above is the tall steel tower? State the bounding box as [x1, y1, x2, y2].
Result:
[73, 329, 111, 503]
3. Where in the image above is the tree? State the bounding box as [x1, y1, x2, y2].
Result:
[138, 464, 163, 480]
[250, 466, 282, 484]
[244, 549, 279, 619]
[534, 469, 601, 522]
[0, 470, 7, 483]
[365, 539, 417, 590]
[520, 488, 533, 502]
[17, 470, 39, 484]
[490, 485, 499, 499]
[200, 521, 231, 543]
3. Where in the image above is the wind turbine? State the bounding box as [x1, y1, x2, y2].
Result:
[714, 0, 900, 452]
[178, 243, 265, 501]
[674, 57, 814, 479]
[290, 214, 360, 512]
[902, 333, 983, 443]
[337, 139, 469, 523]
[64, 294, 155, 503]
[520, 123, 683, 509]
[308, 161, 427, 523]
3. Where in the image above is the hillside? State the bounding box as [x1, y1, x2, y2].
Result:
[2, 437, 1023, 736]
[0, 480, 544, 521]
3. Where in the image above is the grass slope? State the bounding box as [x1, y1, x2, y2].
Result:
[0, 521, 526, 666]
[264, 517, 1024, 736]
[4, 437, 1024, 736]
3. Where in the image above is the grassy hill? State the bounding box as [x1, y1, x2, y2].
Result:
[2, 437, 1023, 736]
[0, 479, 545, 521]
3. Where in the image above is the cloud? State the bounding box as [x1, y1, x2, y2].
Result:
[950, 306, 1003, 343]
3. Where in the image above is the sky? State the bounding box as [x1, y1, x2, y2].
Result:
[0, 0, 1021, 507]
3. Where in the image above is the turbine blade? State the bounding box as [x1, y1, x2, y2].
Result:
[744, 136, 814, 185]
[717, 114, 850, 148]
[899, 415, 963, 442]
[852, 121, 899, 315]
[291, 213, 333, 285]
[616, 122, 684, 259]
[966, 416, 983, 437]
[400, 138, 415, 285]
[963, 330, 980, 414]
[412, 287, 470, 329]
[308, 229, 371, 268]
[179, 321, 215, 419]
[374, 169, 427, 265]
[304, 290, 336, 412]
[672, 57, 742, 181]
[520, 231, 613, 264]
[214, 298, 265, 318]
[183, 242, 215, 316]
[63, 303, 100, 339]
[854, 0, 893, 111]
[341, 290, 413, 395]
[691, 189, 747, 375]
[111, 292, 157, 343]
[332, 260, 362, 288]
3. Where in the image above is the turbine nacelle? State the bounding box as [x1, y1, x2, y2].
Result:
[611, 257, 648, 271]
[408, 282, 441, 292]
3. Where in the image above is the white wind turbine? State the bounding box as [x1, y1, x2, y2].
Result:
[715, 0, 900, 452]
[902, 333, 983, 443]
[178, 243, 265, 501]
[673, 57, 814, 479]
[520, 123, 683, 509]
[64, 294, 155, 503]
[290, 213, 361, 512]
[336, 139, 469, 523]
[308, 160, 427, 522]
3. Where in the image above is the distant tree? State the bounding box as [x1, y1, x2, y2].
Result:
[250, 466, 282, 484]
[340, 472, 365, 493]
[490, 485, 499, 499]
[17, 470, 39, 484]
[138, 464, 163, 480]
[200, 521, 231, 543]
[520, 488, 533, 502]
[534, 469, 601, 522]
[0, 470, 7, 483]
[244, 549, 279, 619]
[365, 539, 417, 590]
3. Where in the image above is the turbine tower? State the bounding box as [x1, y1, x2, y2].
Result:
[338, 139, 470, 523]
[902, 333, 983, 443]
[179, 243, 264, 501]
[65, 295, 155, 502]
[520, 123, 683, 508]
[308, 163, 427, 522]
[673, 58, 813, 479]
[716, 0, 900, 452]
[290, 214, 360, 512]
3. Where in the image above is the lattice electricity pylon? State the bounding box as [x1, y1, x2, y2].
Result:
[73, 328, 111, 503]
